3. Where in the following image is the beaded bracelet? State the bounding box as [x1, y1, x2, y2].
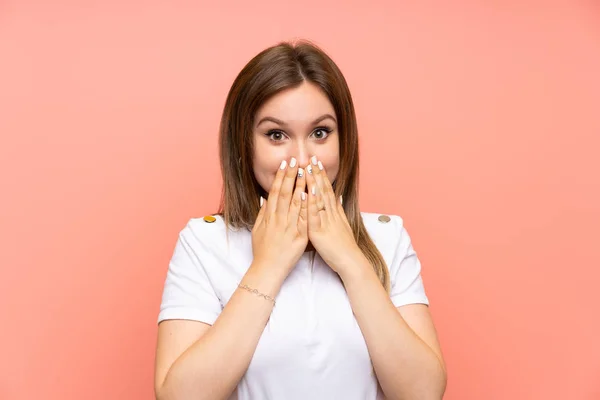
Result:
[238, 284, 276, 306]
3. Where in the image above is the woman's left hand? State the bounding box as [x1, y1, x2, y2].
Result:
[305, 156, 363, 275]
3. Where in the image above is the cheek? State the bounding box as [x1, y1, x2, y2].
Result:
[252, 150, 284, 192]
[252, 161, 272, 192]
[322, 155, 340, 183]
[326, 166, 339, 184]
[320, 137, 340, 182]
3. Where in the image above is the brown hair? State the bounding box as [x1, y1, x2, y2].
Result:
[216, 40, 390, 291]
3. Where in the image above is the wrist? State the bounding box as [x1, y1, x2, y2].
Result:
[335, 249, 373, 282]
[243, 261, 286, 297]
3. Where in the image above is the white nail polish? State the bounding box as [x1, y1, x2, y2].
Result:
[307, 165, 312, 174]
[301, 192, 306, 201]
[312, 186, 316, 195]
[298, 168, 304, 177]
[280, 160, 287, 170]
[311, 156, 318, 165]
[317, 161, 323, 171]
[260, 196, 264, 206]
[290, 157, 297, 168]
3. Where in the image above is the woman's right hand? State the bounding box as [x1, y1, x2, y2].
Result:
[251, 158, 308, 279]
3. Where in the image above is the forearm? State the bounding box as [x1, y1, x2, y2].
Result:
[339, 258, 446, 400]
[157, 263, 283, 400]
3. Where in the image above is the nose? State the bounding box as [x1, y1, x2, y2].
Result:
[294, 144, 310, 168]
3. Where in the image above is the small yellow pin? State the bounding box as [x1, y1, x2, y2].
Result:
[378, 215, 391, 223]
[203, 215, 216, 223]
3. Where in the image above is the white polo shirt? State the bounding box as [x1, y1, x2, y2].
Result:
[157, 212, 429, 400]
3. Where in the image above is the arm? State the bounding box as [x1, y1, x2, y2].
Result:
[155, 157, 308, 400]
[339, 258, 447, 400]
[155, 264, 284, 400]
[303, 157, 446, 398]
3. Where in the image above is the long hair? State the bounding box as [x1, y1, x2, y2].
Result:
[217, 40, 390, 291]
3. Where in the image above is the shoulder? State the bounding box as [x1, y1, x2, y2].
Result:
[178, 214, 232, 250]
[361, 211, 405, 239]
[182, 213, 226, 234]
[360, 211, 410, 257]
[184, 214, 227, 234]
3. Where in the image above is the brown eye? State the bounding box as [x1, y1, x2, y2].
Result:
[312, 127, 331, 140]
[266, 130, 286, 141]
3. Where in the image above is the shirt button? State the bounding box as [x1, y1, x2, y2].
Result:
[203, 215, 216, 223]
[378, 215, 391, 223]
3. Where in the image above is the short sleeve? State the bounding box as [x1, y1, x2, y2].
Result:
[389, 218, 430, 307]
[157, 223, 223, 325]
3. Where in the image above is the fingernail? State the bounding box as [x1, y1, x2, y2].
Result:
[298, 167, 304, 177]
[311, 156, 318, 166]
[280, 160, 287, 170]
[317, 161, 323, 171]
[340, 196, 343, 205]
[307, 165, 313, 174]
[301, 192, 306, 201]
[312, 186, 316, 196]
[290, 157, 297, 168]
[260, 196, 264, 206]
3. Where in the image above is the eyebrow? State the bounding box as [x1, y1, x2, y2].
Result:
[256, 114, 337, 128]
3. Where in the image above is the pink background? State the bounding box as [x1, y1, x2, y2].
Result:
[1, 1, 599, 399]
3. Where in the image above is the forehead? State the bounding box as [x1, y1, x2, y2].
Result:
[254, 82, 336, 125]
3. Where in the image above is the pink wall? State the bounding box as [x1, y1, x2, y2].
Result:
[1, 1, 599, 399]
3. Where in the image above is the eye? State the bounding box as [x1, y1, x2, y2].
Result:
[311, 127, 333, 140]
[265, 130, 287, 142]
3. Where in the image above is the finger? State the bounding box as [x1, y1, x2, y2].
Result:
[313, 182, 328, 219]
[288, 166, 306, 226]
[298, 189, 308, 235]
[277, 157, 298, 217]
[319, 161, 336, 196]
[337, 195, 345, 214]
[337, 195, 351, 227]
[313, 158, 336, 214]
[267, 159, 288, 216]
[255, 196, 267, 227]
[306, 163, 323, 229]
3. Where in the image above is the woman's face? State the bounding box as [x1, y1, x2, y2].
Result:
[252, 81, 340, 194]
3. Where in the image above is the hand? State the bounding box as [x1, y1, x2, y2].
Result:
[251, 158, 308, 280]
[305, 156, 363, 275]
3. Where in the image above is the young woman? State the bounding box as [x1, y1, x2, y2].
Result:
[154, 40, 447, 400]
